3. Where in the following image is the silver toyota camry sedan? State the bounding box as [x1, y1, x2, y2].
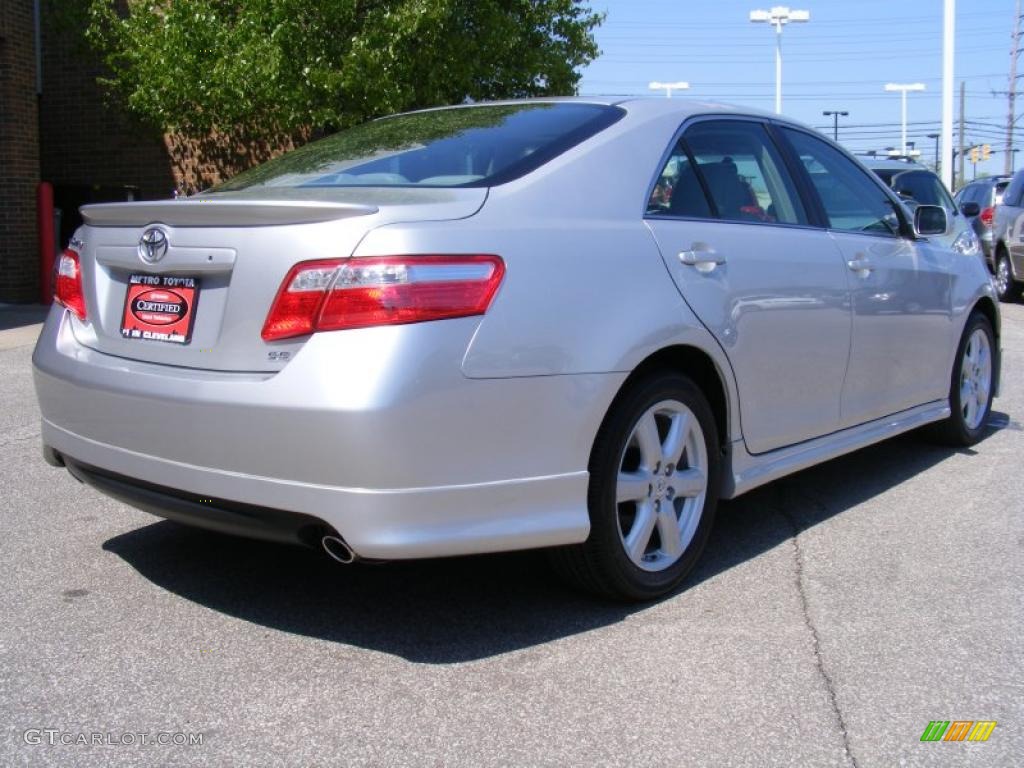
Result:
[34, 98, 999, 600]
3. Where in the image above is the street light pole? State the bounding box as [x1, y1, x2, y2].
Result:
[926, 132, 941, 171]
[884, 83, 926, 155]
[648, 81, 690, 99]
[941, 0, 955, 189]
[750, 7, 810, 115]
[822, 110, 849, 141]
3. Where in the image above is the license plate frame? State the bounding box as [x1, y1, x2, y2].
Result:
[120, 274, 201, 345]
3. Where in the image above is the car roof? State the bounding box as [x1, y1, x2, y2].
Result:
[963, 175, 1012, 186]
[391, 95, 792, 127]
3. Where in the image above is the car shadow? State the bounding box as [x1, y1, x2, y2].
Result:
[102, 414, 1012, 664]
[0, 304, 49, 331]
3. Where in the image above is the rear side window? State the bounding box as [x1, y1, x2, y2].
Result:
[648, 120, 807, 225]
[213, 103, 624, 191]
[782, 129, 900, 236]
[954, 184, 977, 205]
[891, 170, 955, 210]
[647, 148, 714, 219]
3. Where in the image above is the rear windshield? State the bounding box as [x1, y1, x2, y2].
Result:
[213, 103, 624, 191]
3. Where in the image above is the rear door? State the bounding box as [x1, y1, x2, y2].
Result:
[645, 118, 852, 454]
[777, 128, 954, 425]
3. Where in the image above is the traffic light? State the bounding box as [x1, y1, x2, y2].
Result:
[970, 146, 979, 164]
[982, 144, 991, 161]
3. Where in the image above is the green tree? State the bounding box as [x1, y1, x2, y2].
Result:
[78, 0, 603, 137]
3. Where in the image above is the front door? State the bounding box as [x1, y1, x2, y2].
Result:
[778, 128, 955, 426]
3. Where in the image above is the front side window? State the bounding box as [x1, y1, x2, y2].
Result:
[783, 129, 901, 236]
[213, 103, 624, 191]
[647, 120, 807, 225]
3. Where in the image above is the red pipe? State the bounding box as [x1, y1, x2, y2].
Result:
[38, 181, 55, 305]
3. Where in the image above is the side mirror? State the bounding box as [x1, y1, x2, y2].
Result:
[914, 205, 949, 236]
[960, 201, 981, 217]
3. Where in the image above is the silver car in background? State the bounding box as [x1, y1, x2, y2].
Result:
[34, 99, 1000, 600]
[991, 168, 1024, 301]
[953, 174, 1011, 272]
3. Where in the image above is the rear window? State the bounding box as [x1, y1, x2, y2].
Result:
[213, 103, 624, 191]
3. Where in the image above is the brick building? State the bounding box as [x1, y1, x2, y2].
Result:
[0, 0, 174, 303]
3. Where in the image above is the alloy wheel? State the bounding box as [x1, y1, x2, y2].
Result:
[996, 257, 1011, 297]
[615, 400, 708, 572]
[959, 327, 992, 430]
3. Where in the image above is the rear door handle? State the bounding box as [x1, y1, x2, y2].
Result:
[679, 244, 726, 271]
[847, 257, 875, 275]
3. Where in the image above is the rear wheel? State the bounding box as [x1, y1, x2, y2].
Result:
[929, 312, 995, 446]
[995, 252, 1021, 302]
[550, 372, 720, 601]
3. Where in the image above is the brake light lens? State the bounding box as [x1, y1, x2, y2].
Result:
[54, 247, 87, 321]
[262, 255, 504, 341]
[979, 206, 995, 228]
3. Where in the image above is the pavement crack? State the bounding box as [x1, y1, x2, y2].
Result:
[775, 484, 860, 768]
[0, 423, 41, 449]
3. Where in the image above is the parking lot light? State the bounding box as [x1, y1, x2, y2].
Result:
[885, 83, 927, 155]
[750, 6, 811, 114]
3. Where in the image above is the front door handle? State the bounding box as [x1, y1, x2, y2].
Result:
[679, 244, 726, 271]
[847, 257, 875, 275]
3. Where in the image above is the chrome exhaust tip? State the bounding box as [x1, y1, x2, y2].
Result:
[321, 535, 356, 564]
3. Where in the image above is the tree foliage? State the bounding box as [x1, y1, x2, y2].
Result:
[75, 0, 603, 137]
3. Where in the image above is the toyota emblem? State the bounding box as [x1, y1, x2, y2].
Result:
[138, 227, 169, 264]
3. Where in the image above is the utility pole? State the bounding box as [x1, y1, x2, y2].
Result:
[822, 110, 848, 141]
[941, 0, 955, 190]
[958, 80, 966, 189]
[1008, 0, 1022, 174]
[749, 7, 810, 114]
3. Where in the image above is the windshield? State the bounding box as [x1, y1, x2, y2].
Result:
[213, 103, 624, 192]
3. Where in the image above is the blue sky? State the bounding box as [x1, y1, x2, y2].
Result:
[578, 0, 1017, 180]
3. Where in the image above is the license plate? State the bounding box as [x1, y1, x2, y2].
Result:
[120, 274, 200, 344]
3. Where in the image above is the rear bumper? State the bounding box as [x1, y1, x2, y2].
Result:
[62, 456, 328, 548]
[34, 308, 623, 559]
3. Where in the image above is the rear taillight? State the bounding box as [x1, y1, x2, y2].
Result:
[262, 255, 505, 341]
[54, 247, 87, 321]
[979, 206, 995, 228]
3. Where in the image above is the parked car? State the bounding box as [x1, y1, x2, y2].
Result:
[862, 158, 982, 261]
[34, 99, 1000, 601]
[953, 175, 1012, 272]
[991, 168, 1024, 301]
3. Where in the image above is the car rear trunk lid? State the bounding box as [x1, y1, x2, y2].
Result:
[68, 188, 486, 372]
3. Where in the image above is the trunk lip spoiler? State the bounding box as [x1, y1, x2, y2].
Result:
[80, 199, 380, 227]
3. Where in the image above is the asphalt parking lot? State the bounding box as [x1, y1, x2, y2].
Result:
[1, 304, 1022, 767]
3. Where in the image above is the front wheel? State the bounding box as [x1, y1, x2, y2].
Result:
[549, 373, 720, 601]
[929, 312, 996, 446]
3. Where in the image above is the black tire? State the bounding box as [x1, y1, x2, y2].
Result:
[549, 372, 721, 601]
[928, 312, 996, 446]
[995, 252, 1021, 303]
